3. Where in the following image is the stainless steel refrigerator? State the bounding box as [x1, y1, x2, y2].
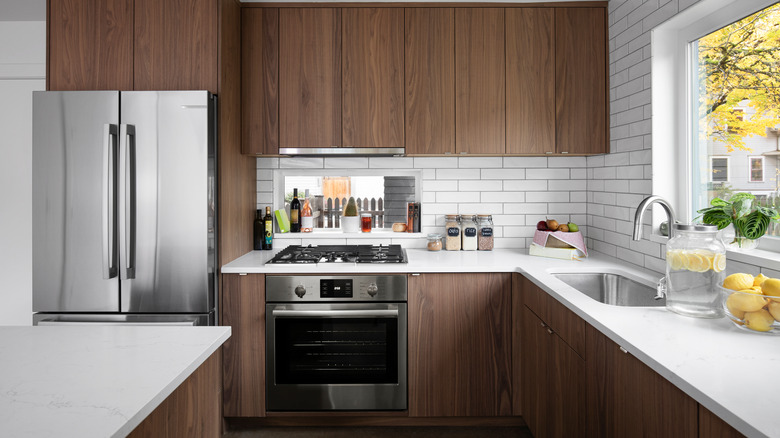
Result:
[32, 91, 217, 326]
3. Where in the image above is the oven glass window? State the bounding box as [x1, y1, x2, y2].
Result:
[275, 317, 398, 385]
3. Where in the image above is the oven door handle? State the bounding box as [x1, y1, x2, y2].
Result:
[271, 309, 398, 318]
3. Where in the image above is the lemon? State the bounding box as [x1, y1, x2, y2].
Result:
[684, 253, 711, 272]
[727, 290, 767, 313]
[768, 300, 780, 322]
[712, 253, 726, 273]
[761, 278, 780, 297]
[744, 309, 775, 332]
[726, 297, 746, 320]
[753, 273, 769, 287]
[723, 273, 755, 291]
[666, 250, 684, 271]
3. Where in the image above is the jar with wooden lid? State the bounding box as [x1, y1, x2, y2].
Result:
[477, 215, 494, 250]
[445, 215, 461, 251]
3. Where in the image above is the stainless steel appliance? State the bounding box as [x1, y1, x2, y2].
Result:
[32, 91, 217, 326]
[266, 274, 407, 411]
[266, 244, 407, 264]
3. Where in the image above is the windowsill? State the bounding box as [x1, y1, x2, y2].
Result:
[646, 232, 780, 272]
[274, 229, 425, 240]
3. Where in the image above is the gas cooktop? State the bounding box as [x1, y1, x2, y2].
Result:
[266, 244, 407, 264]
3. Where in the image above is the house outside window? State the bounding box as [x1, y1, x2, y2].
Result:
[710, 156, 729, 183]
[749, 156, 765, 182]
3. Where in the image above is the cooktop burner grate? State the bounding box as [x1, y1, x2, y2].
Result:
[267, 244, 407, 264]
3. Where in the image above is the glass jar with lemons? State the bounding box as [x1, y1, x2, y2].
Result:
[665, 224, 726, 318]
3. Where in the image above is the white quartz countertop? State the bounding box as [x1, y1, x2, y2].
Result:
[0, 326, 230, 438]
[224, 248, 779, 438]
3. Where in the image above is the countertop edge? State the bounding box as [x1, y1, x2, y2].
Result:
[112, 327, 231, 438]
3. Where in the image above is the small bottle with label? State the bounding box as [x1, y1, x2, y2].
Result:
[461, 215, 478, 251]
[253, 209, 263, 250]
[262, 206, 273, 250]
[301, 189, 313, 233]
[477, 214, 494, 251]
[289, 188, 301, 233]
[445, 215, 461, 251]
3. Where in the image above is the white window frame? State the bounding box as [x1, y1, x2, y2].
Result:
[652, 0, 780, 256]
[651, 0, 777, 229]
[749, 156, 765, 182]
[709, 156, 730, 183]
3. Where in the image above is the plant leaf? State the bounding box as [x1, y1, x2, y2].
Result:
[702, 210, 733, 229]
[757, 206, 780, 221]
[736, 211, 769, 239]
[710, 197, 730, 207]
[729, 192, 755, 203]
[731, 198, 754, 219]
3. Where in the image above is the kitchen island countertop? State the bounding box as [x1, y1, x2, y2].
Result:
[224, 248, 779, 438]
[0, 326, 230, 438]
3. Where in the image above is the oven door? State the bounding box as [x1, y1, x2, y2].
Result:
[266, 302, 407, 411]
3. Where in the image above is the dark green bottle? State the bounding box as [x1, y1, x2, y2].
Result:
[253, 209, 263, 250]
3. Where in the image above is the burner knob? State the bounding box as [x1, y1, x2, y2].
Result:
[366, 283, 379, 297]
[294, 285, 306, 298]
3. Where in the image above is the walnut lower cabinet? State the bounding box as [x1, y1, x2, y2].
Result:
[408, 273, 512, 417]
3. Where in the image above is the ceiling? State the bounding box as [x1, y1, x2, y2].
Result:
[0, 0, 598, 21]
[0, 0, 44, 21]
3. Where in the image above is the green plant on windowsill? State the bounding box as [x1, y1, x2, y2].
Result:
[697, 193, 780, 249]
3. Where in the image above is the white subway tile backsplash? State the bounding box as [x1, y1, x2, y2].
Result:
[459, 180, 503, 192]
[423, 203, 460, 215]
[437, 192, 480, 203]
[526, 168, 570, 179]
[570, 191, 587, 203]
[570, 168, 588, 179]
[479, 168, 527, 180]
[324, 157, 369, 168]
[458, 204, 503, 215]
[436, 168, 481, 180]
[257, 169, 274, 181]
[414, 157, 458, 168]
[279, 157, 324, 168]
[503, 226, 536, 238]
[548, 203, 587, 214]
[503, 156, 548, 168]
[548, 180, 586, 191]
[492, 214, 526, 226]
[548, 156, 587, 168]
[421, 180, 458, 191]
[482, 191, 525, 203]
[526, 191, 569, 203]
[504, 180, 548, 191]
[369, 157, 414, 168]
[508, 203, 547, 214]
[459, 157, 503, 168]
[257, 157, 280, 168]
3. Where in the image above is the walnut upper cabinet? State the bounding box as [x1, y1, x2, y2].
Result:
[242, 7, 279, 155]
[279, 8, 341, 149]
[404, 8, 455, 155]
[555, 8, 607, 155]
[455, 8, 506, 155]
[342, 8, 404, 149]
[48, 0, 219, 92]
[506, 8, 555, 155]
[48, 0, 134, 91]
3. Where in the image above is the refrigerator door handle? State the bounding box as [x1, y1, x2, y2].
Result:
[118, 124, 137, 280]
[102, 124, 118, 279]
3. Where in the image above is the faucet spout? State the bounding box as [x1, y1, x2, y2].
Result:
[633, 196, 676, 240]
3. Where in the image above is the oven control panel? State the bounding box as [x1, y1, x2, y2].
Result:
[265, 275, 407, 302]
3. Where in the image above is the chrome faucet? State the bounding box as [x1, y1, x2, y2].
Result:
[633, 196, 676, 240]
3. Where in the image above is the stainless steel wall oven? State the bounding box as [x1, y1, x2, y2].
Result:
[266, 275, 407, 411]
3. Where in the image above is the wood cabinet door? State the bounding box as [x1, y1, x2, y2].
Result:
[342, 8, 404, 149]
[455, 8, 505, 154]
[279, 8, 341, 148]
[408, 273, 512, 417]
[221, 273, 266, 417]
[699, 405, 745, 438]
[506, 8, 555, 154]
[241, 7, 279, 155]
[404, 8, 455, 155]
[586, 325, 697, 437]
[134, 0, 218, 92]
[48, 0, 134, 91]
[555, 8, 607, 154]
[521, 306, 551, 436]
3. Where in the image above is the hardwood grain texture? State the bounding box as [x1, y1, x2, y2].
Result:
[699, 405, 746, 438]
[506, 8, 555, 154]
[242, 2, 608, 7]
[242, 8, 280, 154]
[404, 8, 455, 155]
[521, 307, 549, 437]
[408, 273, 512, 417]
[222, 274, 266, 417]
[128, 349, 222, 438]
[511, 273, 523, 417]
[521, 276, 584, 356]
[555, 7, 607, 154]
[585, 325, 697, 438]
[134, 0, 218, 92]
[455, 8, 505, 154]
[227, 416, 527, 427]
[342, 8, 404, 148]
[48, 0, 133, 91]
[279, 8, 341, 148]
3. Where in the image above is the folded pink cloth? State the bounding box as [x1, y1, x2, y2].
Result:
[532, 230, 588, 257]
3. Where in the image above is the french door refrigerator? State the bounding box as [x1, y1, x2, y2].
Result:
[32, 91, 217, 326]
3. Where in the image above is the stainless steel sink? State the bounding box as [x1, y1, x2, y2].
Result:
[551, 273, 665, 307]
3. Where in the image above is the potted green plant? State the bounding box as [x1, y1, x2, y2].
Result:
[697, 193, 780, 249]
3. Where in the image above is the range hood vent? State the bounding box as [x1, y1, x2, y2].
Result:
[279, 147, 404, 157]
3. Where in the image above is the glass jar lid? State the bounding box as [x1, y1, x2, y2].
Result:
[672, 223, 718, 232]
[427, 233, 442, 241]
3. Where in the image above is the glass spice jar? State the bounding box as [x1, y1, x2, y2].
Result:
[445, 215, 461, 251]
[427, 233, 443, 251]
[477, 214, 494, 250]
[461, 215, 478, 251]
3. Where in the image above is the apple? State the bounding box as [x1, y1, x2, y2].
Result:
[536, 220, 549, 231]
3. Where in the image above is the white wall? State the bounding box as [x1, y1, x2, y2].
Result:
[0, 21, 45, 325]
